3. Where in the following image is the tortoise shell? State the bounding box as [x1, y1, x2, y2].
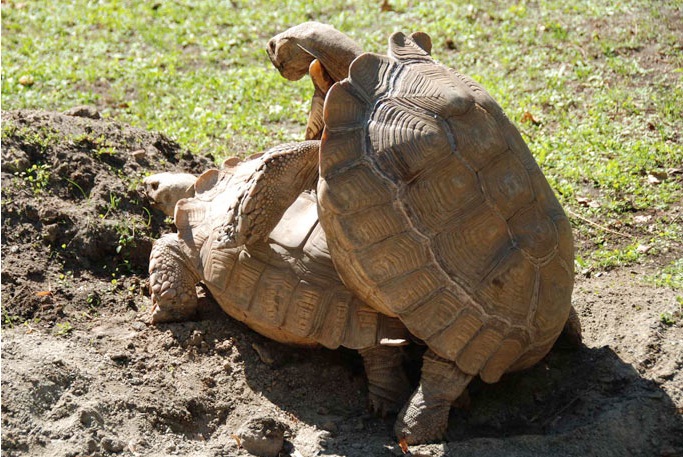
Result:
[317, 32, 574, 383]
[173, 153, 407, 350]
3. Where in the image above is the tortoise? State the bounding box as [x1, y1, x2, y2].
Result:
[249, 22, 579, 443]
[143, 141, 413, 416]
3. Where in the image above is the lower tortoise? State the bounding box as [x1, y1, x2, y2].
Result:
[144, 141, 413, 416]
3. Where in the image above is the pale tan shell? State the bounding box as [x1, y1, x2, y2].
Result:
[317, 32, 574, 383]
[174, 161, 407, 350]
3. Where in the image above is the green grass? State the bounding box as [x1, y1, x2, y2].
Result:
[2, 0, 682, 273]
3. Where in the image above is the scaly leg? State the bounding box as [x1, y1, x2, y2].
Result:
[394, 350, 473, 444]
[358, 345, 411, 416]
[148, 234, 200, 323]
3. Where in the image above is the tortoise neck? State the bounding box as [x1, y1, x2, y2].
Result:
[293, 22, 363, 81]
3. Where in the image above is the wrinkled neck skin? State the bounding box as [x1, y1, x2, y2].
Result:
[268, 21, 363, 83]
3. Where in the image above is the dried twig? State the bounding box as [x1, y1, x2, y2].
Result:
[567, 208, 634, 239]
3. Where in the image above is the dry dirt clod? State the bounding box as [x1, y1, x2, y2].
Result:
[63, 105, 101, 119]
[236, 416, 289, 457]
[100, 437, 125, 453]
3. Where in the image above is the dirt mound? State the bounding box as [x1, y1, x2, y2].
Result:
[2, 110, 682, 457]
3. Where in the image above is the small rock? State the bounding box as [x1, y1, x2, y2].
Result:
[63, 105, 101, 119]
[130, 149, 146, 161]
[100, 437, 125, 453]
[131, 321, 146, 331]
[187, 330, 204, 347]
[237, 416, 288, 457]
[42, 223, 61, 244]
[85, 438, 99, 453]
[78, 407, 103, 428]
[321, 420, 338, 434]
[109, 353, 130, 364]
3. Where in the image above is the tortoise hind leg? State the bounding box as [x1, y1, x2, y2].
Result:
[394, 350, 473, 445]
[358, 345, 411, 417]
[149, 234, 200, 323]
[562, 305, 582, 346]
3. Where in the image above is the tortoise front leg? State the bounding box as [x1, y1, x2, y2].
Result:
[149, 234, 200, 323]
[221, 140, 320, 247]
[394, 350, 473, 444]
[358, 345, 412, 417]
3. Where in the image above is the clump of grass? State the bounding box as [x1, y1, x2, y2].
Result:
[2, 0, 681, 274]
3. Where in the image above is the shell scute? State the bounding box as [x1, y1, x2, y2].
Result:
[457, 326, 506, 374]
[391, 63, 474, 118]
[404, 156, 483, 235]
[447, 104, 508, 171]
[434, 207, 511, 287]
[476, 249, 537, 321]
[375, 266, 447, 315]
[399, 289, 465, 341]
[388, 31, 432, 62]
[326, 203, 409, 251]
[480, 334, 526, 383]
[320, 128, 365, 178]
[509, 205, 558, 260]
[347, 53, 395, 102]
[426, 310, 484, 363]
[355, 231, 431, 285]
[318, 164, 393, 214]
[480, 152, 535, 219]
[324, 81, 369, 132]
[535, 257, 573, 339]
[369, 99, 453, 182]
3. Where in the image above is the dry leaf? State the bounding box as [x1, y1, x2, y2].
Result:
[636, 244, 651, 254]
[399, 437, 409, 454]
[520, 111, 541, 125]
[231, 434, 242, 448]
[576, 196, 600, 208]
[633, 215, 652, 224]
[18, 75, 35, 87]
[380, 0, 394, 12]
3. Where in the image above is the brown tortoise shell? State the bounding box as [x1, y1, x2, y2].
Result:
[316, 32, 574, 383]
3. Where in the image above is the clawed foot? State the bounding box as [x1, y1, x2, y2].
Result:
[149, 234, 199, 324]
[393, 350, 473, 445]
[394, 385, 451, 444]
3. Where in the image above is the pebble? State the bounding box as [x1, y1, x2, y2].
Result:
[321, 420, 338, 434]
[237, 416, 288, 457]
[100, 437, 125, 453]
[63, 105, 101, 119]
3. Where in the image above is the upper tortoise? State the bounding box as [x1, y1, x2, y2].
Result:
[258, 22, 579, 444]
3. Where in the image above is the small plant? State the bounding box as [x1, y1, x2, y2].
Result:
[660, 312, 676, 326]
[16, 163, 51, 194]
[86, 292, 102, 308]
[54, 321, 73, 336]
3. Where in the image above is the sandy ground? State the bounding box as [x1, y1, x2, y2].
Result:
[2, 110, 682, 457]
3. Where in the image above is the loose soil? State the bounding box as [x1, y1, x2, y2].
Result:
[1, 109, 682, 457]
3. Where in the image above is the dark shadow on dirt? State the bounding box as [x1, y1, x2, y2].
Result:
[158, 293, 683, 456]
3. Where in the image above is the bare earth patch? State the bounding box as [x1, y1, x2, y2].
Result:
[2, 110, 682, 457]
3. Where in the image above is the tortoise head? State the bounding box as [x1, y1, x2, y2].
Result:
[267, 22, 363, 82]
[143, 172, 197, 218]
